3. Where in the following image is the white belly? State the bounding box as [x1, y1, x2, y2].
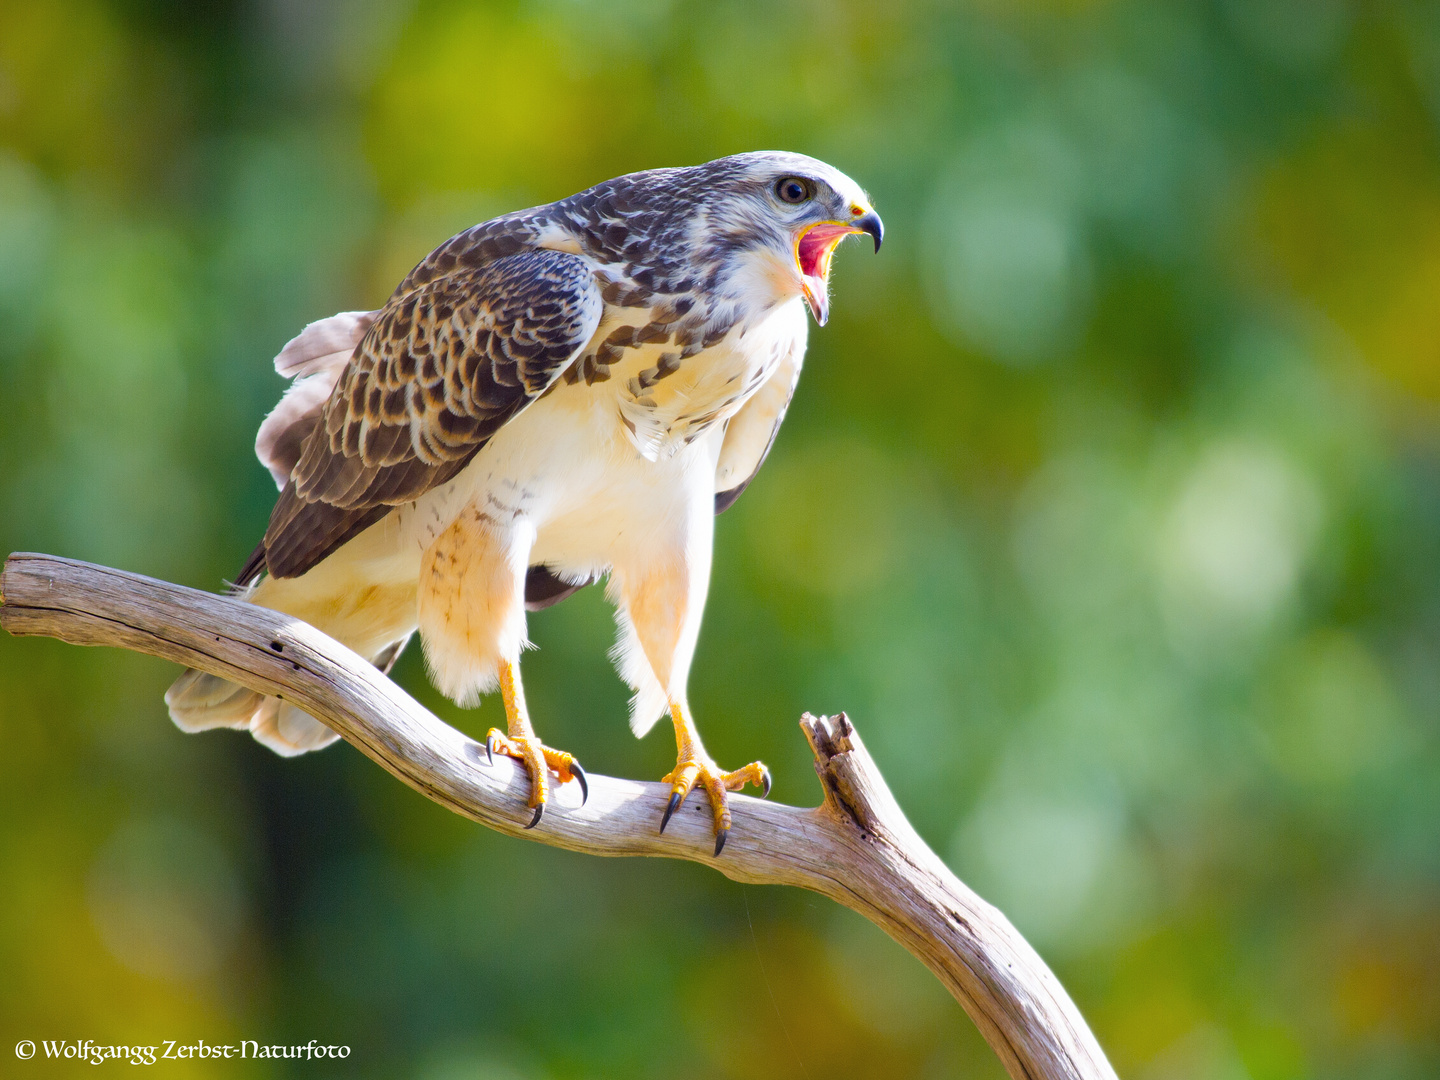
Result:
[360, 379, 717, 584]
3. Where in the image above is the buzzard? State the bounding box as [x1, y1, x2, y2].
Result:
[166, 152, 882, 854]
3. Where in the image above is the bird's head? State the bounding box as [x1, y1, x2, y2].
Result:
[690, 151, 883, 326]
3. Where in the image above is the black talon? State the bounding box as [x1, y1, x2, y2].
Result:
[570, 760, 589, 806]
[485, 733, 499, 766]
[714, 828, 728, 857]
[760, 767, 772, 799]
[660, 791, 682, 834]
[525, 803, 544, 829]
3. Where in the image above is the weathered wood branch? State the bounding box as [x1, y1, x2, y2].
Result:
[1, 552, 1116, 1080]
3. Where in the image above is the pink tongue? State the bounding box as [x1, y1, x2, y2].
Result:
[797, 224, 854, 278]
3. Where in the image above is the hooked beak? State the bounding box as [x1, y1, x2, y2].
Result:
[854, 209, 884, 253]
[795, 208, 884, 326]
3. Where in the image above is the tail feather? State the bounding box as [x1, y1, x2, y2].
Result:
[164, 633, 412, 757]
[165, 669, 342, 757]
[181, 305, 414, 758]
[250, 700, 340, 757]
[165, 670, 266, 732]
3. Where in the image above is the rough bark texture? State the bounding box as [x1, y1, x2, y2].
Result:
[1, 551, 1117, 1080]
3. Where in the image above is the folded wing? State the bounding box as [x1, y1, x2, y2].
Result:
[245, 249, 604, 583]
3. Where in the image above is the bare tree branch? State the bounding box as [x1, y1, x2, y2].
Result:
[1, 551, 1117, 1080]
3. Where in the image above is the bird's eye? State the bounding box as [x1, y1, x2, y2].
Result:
[775, 177, 812, 205]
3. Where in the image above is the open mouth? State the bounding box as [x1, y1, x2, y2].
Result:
[797, 222, 860, 279]
[795, 222, 865, 325]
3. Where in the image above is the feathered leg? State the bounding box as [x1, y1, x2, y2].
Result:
[611, 491, 768, 855]
[418, 502, 585, 826]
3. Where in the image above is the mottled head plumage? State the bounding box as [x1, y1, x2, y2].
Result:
[394, 152, 880, 328]
[552, 152, 882, 325]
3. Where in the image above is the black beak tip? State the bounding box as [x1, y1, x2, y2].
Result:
[859, 211, 884, 253]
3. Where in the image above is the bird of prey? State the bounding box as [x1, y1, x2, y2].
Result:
[166, 152, 882, 854]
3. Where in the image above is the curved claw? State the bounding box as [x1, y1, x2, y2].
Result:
[659, 790, 682, 834]
[525, 803, 544, 830]
[760, 766, 772, 799]
[713, 828, 728, 858]
[485, 733, 499, 767]
[570, 760, 589, 806]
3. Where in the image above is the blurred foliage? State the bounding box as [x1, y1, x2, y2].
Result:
[2, 0, 1439, 1077]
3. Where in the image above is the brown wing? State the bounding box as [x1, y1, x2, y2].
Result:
[251, 249, 604, 581]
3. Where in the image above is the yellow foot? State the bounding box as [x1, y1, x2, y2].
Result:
[659, 756, 771, 856]
[484, 729, 588, 829]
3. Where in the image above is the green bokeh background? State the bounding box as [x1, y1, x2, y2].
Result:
[3, 1, 1439, 1077]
